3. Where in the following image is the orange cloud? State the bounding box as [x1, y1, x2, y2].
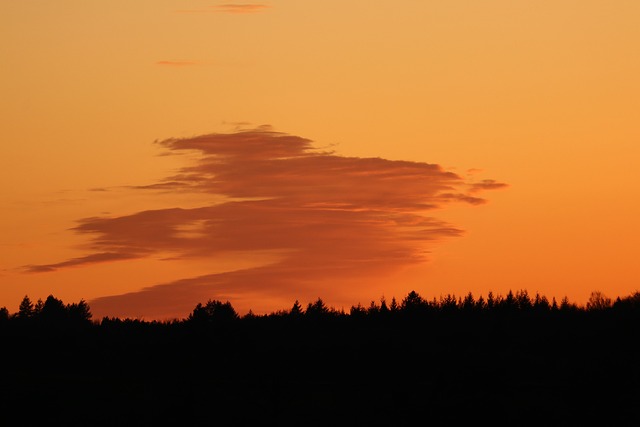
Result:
[468, 179, 509, 193]
[24, 252, 142, 273]
[27, 128, 506, 319]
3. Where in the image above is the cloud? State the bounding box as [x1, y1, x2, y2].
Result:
[24, 252, 142, 273]
[28, 128, 506, 319]
[466, 168, 483, 175]
[468, 179, 509, 193]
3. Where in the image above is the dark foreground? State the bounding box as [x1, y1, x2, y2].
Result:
[2, 292, 640, 426]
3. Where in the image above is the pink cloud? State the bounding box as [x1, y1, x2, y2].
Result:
[28, 128, 506, 319]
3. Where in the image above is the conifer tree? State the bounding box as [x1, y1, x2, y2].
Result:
[17, 295, 34, 319]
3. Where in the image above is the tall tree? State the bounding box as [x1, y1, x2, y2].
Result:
[41, 295, 67, 322]
[586, 291, 612, 311]
[17, 295, 34, 319]
[67, 299, 93, 322]
[188, 300, 238, 324]
[401, 290, 426, 310]
[306, 298, 330, 318]
[290, 300, 303, 317]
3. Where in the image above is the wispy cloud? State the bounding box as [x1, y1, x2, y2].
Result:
[24, 252, 142, 273]
[468, 179, 509, 193]
[27, 128, 506, 319]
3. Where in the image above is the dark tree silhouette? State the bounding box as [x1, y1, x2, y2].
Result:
[350, 302, 367, 317]
[475, 294, 486, 310]
[534, 292, 551, 311]
[516, 289, 532, 310]
[486, 291, 496, 310]
[379, 296, 389, 314]
[389, 296, 399, 312]
[2, 289, 640, 425]
[503, 289, 516, 310]
[305, 297, 332, 319]
[41, 294, 67, 322]
[587, 291, 612, 310]
[187, 299, 238, 324]
[17, 295, 34, 319]
[613, 291, 640, 311]
[560, 295, 578, 312]
[401, 290, 428, 313]
[33, 298, 44, 315]
[290, 299, 303, 316]
[67, 299, 93, 323]
[440, 293, 458, 312]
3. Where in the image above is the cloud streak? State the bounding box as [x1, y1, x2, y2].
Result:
[468, 179, 509, 193]
[27, 128, 507, 319]
[24, 252, 142, 273]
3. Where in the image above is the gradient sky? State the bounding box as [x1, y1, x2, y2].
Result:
[2, 1, 639, 320]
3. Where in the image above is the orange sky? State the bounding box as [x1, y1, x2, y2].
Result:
[2, 1, 639, 320]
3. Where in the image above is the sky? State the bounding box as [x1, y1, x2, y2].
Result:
[1, 1, 639, 320]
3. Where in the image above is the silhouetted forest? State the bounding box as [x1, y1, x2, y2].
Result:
[2, 289, 640, 426]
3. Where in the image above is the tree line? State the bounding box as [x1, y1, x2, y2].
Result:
[0, 294, 92, 325]
[2, 288, 639, 327]
[2, 288, 640, 425]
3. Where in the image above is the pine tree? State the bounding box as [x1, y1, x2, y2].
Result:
[17, 295, 34, 319]
[290, 300, 303, 316]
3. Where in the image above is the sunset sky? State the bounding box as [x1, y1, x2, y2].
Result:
[2, 1, 639, 320]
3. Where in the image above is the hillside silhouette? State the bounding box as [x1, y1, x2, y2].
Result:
[2, 289, 640, 426]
